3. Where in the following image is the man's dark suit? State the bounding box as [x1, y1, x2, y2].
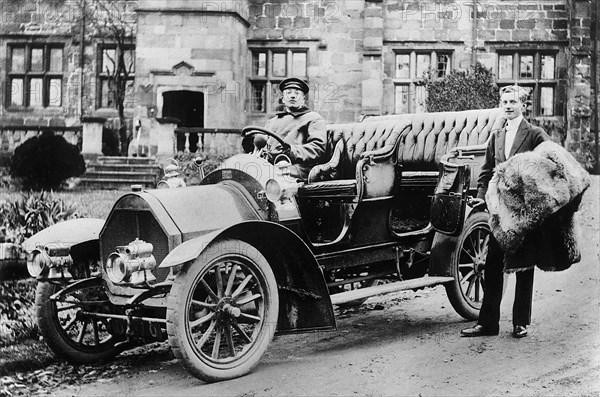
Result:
[476, 118, 550, 331]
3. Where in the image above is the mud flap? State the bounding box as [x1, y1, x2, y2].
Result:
[430, 161, 470, 236]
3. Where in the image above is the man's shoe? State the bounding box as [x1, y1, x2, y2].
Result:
[513, 325, 528, 338]
[460, 324, 499, 337]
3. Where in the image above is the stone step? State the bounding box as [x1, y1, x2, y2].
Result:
[79, 178, 156, 191]
[82, 156, 162, 190]
[97, 156, 158, 165]
[84, 170, 158, 182]
[88, 163, 162, 173]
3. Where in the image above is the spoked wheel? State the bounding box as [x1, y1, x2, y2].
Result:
[445, 211, 490, 320]
[36, 277, 124, 363]
[167, 239, 279, 383]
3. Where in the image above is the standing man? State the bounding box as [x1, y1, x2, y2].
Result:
[461, 85, 550, 338]
[263, 77, 327, 180]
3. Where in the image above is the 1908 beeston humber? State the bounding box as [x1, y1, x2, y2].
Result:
[23, 108, 502, 382]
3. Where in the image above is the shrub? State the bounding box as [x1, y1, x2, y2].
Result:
[0, 166, 11, 189]
[0, 279, 38, 347]
[10, 133, 86, 191]
[0, 192, 83, 347]
[423, 62, 500, 112]
[0, 191, 82, 244]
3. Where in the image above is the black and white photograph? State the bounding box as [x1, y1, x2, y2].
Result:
[0, 0, 598, 395]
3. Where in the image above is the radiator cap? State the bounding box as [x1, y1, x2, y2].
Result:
[131, 184, 143, 192]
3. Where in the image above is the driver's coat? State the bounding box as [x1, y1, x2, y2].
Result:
[265, 107, 327, 179]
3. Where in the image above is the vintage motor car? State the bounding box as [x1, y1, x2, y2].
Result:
[23, 109, 502, 382]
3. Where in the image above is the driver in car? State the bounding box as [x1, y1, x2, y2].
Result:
[262, 77, 327, 180]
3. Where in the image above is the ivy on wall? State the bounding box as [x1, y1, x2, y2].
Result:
[423, 63, 500, 112]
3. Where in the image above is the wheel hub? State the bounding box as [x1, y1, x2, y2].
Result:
[473, 256, 485, 276]
[216, 298, 241, 319]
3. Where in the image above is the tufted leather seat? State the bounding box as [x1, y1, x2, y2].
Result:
[302, 108, 505, 199]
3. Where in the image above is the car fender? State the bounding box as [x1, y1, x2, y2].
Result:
[428, 231, 457, 277]
[160, 220, 336, 334]
[22, 218, 105, 253]
[429, 207, 486, 277]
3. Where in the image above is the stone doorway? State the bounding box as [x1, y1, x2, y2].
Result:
[162, 90, 204, 152]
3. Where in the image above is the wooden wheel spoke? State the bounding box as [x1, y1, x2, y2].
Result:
[56, 303, 83, 312]
[461, 247, 477, 264]
[464, 279, 473, 298]
[200, 280, 219, 302]
[238, 312, 261, 324]
[215, 265, 224, 298]
[231, 321, 252, 344]
[190, 312, 215, 329]
[467, 234, 477, 254]
[197, 320, 217, 349]
[191, 299, 216, 310]
[461, 271, 476, 297]
[76, 319, 88, 344]
[460, 269, 475, 286]
[231, 274, 253, 299]
[473, 230, 481, 251]
[481, 234, 490, 257]
[92, 320, 100, 345]
[235, 293, 262, 306]
[225, 264, 239, 296]
[474, 232, 484, 250]
[211, 326, 222, 358]
[63, 315, 79, 332]
[458, 260, 475, 269]
[224, 324, 236, 357]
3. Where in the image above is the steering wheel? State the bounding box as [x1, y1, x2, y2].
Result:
[241, 126, 290, 152]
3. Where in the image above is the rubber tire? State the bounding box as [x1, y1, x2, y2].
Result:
[444, 211, 490, 321]
[35, 281, 120, 364]
[166, 239, 279, 383]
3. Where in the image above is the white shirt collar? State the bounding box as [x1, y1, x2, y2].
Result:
[504, 115, 523, 158]
[506, 115, 524, 132]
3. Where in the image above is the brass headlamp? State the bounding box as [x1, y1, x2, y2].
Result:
[27, 243, 73, 279]
[105, 238, 157, 284]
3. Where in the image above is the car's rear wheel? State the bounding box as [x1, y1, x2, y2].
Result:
[36, 277, 123, 363]
[167, 239, 279, 383]
[445, 211, 490, 320]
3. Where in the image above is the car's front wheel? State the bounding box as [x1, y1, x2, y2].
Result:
[36, 277, 123, 363]
[166, 239, 279, 383]
[444, 211, 490, 320]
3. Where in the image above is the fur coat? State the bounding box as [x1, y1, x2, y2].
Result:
[485, 141, 590, 272]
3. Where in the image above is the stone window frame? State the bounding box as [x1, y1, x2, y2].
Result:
[495, 50, 560, 117]
[248, 48, 309, 114]
[6, 42, 65, 109]
[392, 50, 453, 114]
[96, 43, 136, 110]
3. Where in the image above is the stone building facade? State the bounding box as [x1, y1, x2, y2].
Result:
[0, 0, 597, 171]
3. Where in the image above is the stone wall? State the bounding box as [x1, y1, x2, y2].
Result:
[566, 0, 597, 171]
[0, 0, 80, 126]
[0, 0, 138, 127]
[0, 0, 597, 171]
[247, 0, 366, 124]
[135, 0, 249, 132]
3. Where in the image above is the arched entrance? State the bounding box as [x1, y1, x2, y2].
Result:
[162, 90, 204, 152]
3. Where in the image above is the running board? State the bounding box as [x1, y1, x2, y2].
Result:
[330, 276, 453, 306]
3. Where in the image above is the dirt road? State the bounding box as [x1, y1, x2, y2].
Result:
[54, 178, 600, 397]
